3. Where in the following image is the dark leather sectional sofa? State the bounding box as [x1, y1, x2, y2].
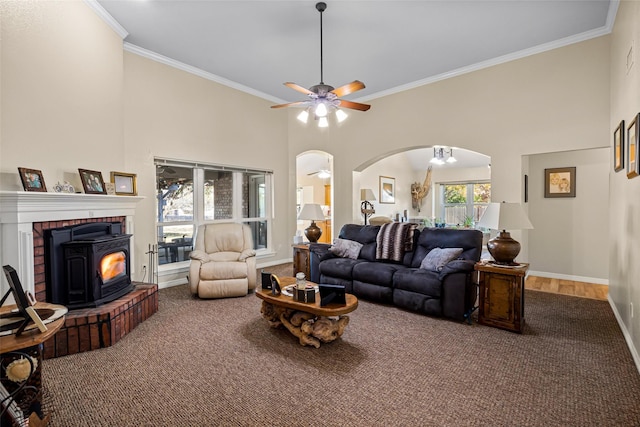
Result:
[309, 224, 483, 321]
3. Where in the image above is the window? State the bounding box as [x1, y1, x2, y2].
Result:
[156, 159, 273, 266]
[440, 182, 491, 226]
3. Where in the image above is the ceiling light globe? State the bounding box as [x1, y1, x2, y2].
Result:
[318, 117, 329, 128]
[335, 109, 348, 123]
[315, 102, 328, 117]
[297, 110, 309, 123]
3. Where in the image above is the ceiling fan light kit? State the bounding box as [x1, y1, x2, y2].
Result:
[271, 2, 370, 127]
[430, 147, 457, 165]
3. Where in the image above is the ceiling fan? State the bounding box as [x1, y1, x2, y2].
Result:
[271, 2, 370, 127]
[307, 157, 331, 178]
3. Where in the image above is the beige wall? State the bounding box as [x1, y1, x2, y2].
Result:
[609, 0, 640, 365]
[528, 148, 610, 282]
[0, 0, 124, 191]
[289, 35, 611, 269]
[122, 52, 290, 283]
[0, 1, 292, 286]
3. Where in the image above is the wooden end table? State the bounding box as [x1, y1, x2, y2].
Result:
[256, 277, 358, 348]
[475, 262, 529, 333]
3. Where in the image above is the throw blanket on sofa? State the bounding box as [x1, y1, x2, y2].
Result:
[376, 222, 417, 262]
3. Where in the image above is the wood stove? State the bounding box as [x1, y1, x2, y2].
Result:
[45, 222, 133, 309]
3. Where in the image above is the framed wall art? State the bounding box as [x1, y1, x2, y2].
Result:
[379, 176, 395, 204]
[111, 171, 137, 196]
[544, 167, 576, 198]
[78, 169, 106, 194]
[17, 167, 47, 192]
[614, 120, 625, 172]
[627, 113, 639, 179]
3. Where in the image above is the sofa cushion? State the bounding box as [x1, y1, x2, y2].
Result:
[393, 268, 442, 298]
[420, 247, 464, 272]
[411, 228, 483, 268]
[329, 238, 363, 259]
[352, 262, 401, 287]
[319, 257, 366, 280]
[338, 224, 380, 261]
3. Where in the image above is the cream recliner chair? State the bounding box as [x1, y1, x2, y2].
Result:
[189, 223, 257, 298]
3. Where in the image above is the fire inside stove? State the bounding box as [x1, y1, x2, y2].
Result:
[101, 251, 126, 282]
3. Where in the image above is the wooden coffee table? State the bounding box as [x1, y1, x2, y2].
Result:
[256, 277, 358, 348]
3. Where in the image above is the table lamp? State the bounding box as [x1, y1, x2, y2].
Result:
[360, 189, 376, 225]
[476, 202, 533, 265]
[298, 203, 326, 243]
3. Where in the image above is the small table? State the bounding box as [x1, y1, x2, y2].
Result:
[475, 262, 529, 333]
[1, 302, 67, 426]
[256, 277, 358, 348]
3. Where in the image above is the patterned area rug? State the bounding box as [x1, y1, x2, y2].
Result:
[42, 267, 640, 426]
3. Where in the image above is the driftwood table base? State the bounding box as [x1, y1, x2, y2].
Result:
[260, 301, 350, 348]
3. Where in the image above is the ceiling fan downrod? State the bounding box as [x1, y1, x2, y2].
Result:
[316, 2, 326, 85]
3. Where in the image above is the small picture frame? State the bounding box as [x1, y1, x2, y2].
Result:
[614, 120, 625, 172]
[78, 169, 106, 194]
[17, 167, 47, 192]
[270, 274, 282, 296]
[627, 113, 639, 179]
[545, 167, 576, 198]
[379, 176, 395, 204]
[104, 182, 116, 195]
[111, 171, 137, 196]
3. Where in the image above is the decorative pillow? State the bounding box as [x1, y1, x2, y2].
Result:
[329, 238, 364, 260]
[420, 247, 464, 272]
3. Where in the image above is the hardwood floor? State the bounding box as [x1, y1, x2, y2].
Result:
[525, 275, 608, 301]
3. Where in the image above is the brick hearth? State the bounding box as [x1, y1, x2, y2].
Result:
[43, 283, 158, 359]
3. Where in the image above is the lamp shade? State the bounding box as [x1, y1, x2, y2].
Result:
[476, 202, 533, 231]
[360, 188, 376, 201]
[298, 203, 325, 221]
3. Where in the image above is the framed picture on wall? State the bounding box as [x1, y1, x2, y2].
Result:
[627, 113, 639, 179]
[379, 176, 395, 204]
[614, 120, 625, 172]
[544, 167, 576, 198]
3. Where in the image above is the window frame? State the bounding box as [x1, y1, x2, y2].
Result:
[155, 158, 273, 271]
[439, 181, 491, 226]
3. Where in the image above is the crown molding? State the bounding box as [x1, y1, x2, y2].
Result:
[83, 0, 128, 39]
[124, 43, 285, 104]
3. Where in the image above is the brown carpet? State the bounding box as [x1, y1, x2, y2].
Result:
[42, 264, 640, 426]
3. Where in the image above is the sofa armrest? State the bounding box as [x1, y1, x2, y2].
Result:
[438, 259, 476, 280]
[309, 243, 334, 283]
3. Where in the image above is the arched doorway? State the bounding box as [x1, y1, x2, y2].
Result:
[296, 151, 333, 243]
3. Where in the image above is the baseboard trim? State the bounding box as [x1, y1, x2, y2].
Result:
[257, 258, 292, 269]
[528, 270, 609, 286]
[607, 295, 640, 375]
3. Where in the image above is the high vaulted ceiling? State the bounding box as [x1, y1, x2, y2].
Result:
[94, 0, 615, 105]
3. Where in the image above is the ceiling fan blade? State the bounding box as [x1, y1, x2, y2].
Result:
[284, 82, 314, 95]
[338, 100, 371, 111]
[330, 80, 365, 98]
[307, 171, 320, 176]
[271, 101, 308, 109]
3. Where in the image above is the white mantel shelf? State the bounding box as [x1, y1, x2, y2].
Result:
[0, 191, 144, 224]
[0, 191, 145, 299]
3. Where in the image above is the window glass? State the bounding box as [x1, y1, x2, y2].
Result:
[244, 220, 268, 250]
[204, 170, 233, 220]
[443, 184, 467, 225]
[473, 183, 492, 222]
[243, 173, 266, 219]
[157, 225, 194, 265]
[157, 166, 194, 223]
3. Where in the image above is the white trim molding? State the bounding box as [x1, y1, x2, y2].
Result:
[528, 270, 609, 286]
[83, 0, 129, 39]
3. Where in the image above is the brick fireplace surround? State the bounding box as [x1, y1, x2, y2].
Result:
[0, 191, 157, 358]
